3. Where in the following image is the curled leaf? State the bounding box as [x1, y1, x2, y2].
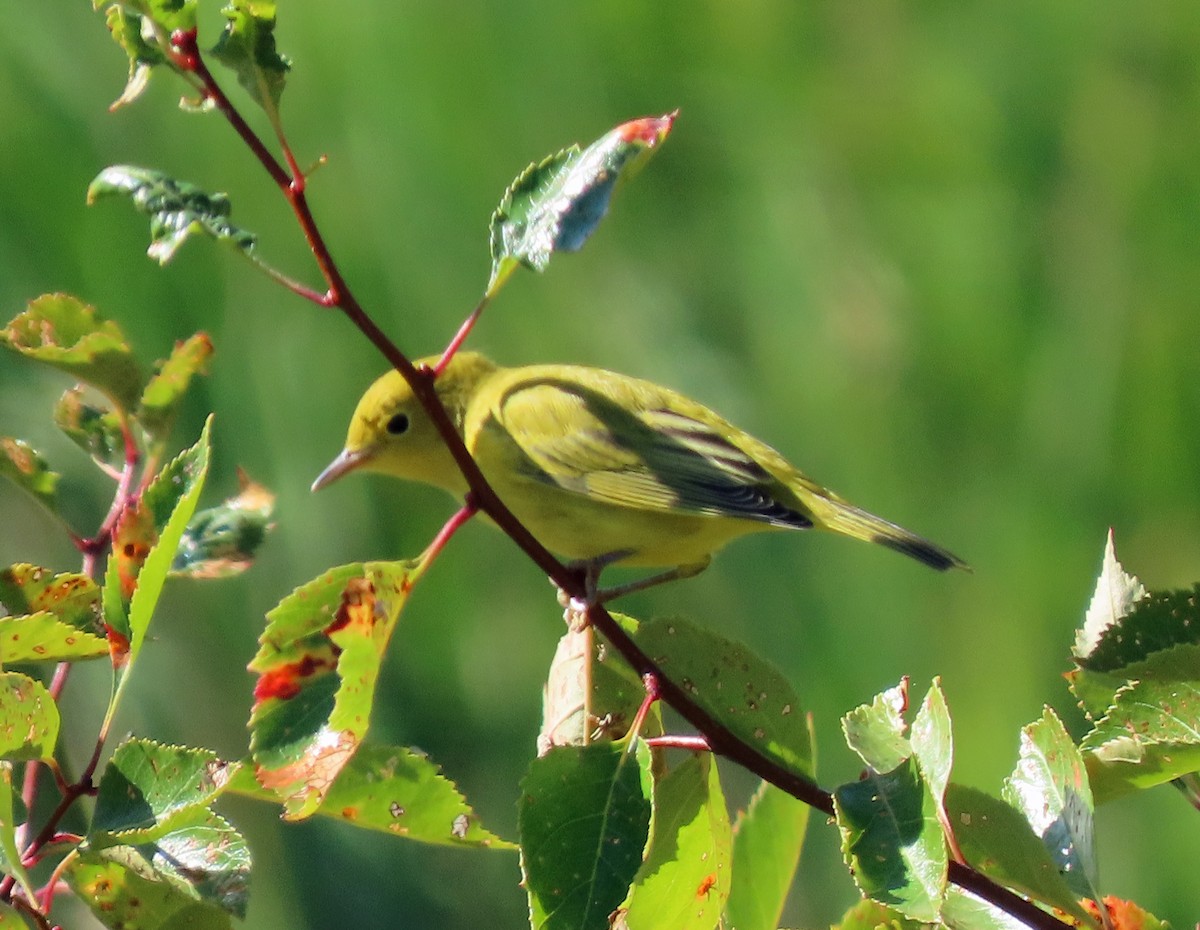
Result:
[212, 0, 291, 112]
[0, 439, 59, 515]
[172, 469, 274, 579]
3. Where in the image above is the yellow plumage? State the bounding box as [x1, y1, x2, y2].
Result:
[313, 352, 966, 577]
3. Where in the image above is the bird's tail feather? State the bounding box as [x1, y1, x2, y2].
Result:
[812, 499, 967, 572]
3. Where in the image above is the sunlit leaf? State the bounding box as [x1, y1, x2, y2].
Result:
[0, 672, 60, 761]
[0, 439, 59, 516]
[831, 898, 927, 930]
[519, 742, 652, 930]
[0, 566, 107, 662]
[945, 784, 1092, 925]
[139, 333, 214, 447]
[833, 757, 947, 922]
[249, 561, 418, 819]
[54, 386, 124, 467]
[1083, 679, 1200, 803]
[211, 0, 291, 112]
[621, 753, 731, 930]
[1002, 708, 1098, 902]
[92, 740, 235, 846]
[843, 679, 910, 773]
[88, 166, 257, 265]
[171, 469, 274, 579]
[1074, 529, 1147, 662]
[725, 780, 810, 930]
[1080, 587, 1200, 678]
[1, 294, 142, 410]
[229, 743, 513, 848]
[488, 112, 676, 295]
[941, 886, 1033, 930]
[634, 616, 811, 779]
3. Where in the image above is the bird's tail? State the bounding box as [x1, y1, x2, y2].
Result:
[811, 498, 968, 572]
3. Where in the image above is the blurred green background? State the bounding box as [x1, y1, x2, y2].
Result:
[3, 2, 1200, 927]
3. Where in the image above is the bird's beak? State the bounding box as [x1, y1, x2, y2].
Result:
[311, 446, 374, 492]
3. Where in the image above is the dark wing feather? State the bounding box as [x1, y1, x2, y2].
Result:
[492, 377, 813, 528]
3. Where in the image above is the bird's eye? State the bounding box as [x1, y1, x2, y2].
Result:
[386, 413, 410, 435]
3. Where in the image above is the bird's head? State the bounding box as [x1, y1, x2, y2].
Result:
[311, 351, 497, 495]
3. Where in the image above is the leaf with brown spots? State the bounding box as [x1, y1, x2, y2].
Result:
[0, 672, 60, 761]
[248, 560, 420, 819]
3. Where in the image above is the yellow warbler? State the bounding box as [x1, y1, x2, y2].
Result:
[313, 352, 966, 584]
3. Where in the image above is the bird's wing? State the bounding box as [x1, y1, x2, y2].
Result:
[488, 376, 813, 528]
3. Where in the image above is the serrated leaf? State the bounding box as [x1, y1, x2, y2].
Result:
[0, 762, 33, 901]
[0, 672, 59, 762]
[91, 740, 235, 846]
[945, 784, 1092, 925]
[725, 781, 810, 930]
[68, 814, 248, 929]
[139, 333, 214, 447]
[833, 758, 947, 922]
[0, 439, 59, 515]
[0, 613, 109, 664]
[843, 679, 910, 773]
[1082, 679, 1200, 803]
[1080, 586, 1200, 677]
[88, 166, 257, 265]
[249, 561, 417, 819]
[539, 616, 659, 753]
[171, 470, 274, 579]
[228, 743, 513, 848]
[519, 742, 652, 930]
[211, 0, 291, 112]
[54, 387, 124, 467]
[621, 753, 731, 930]
[124, 417, 211, 667]
[1074, 530, 1147, 661]
[1002, 708, 1098, 902]
[1066, 668, 1129, 724]
[1, 294, 142, 410]
[634, 617, 811, 779]
[487, 112, 675, 295]
[0, 564, 101, 630]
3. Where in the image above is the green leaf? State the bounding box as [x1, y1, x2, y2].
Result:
[488, 113, 676, 295]
[1080, 586, 1200, 678]
[54, 387, 124, 467]
[621, 753, 731, 930]
[0, 763, 33, 901]
[725, 781, 810, 930]
[843, 680, 911, 773]
[634, 617, 811, 779]
[833, 759, 947, 922]
[945, 784, 1092, 925]
[171, 471, 274, 579]
[87, 166, 257, 265]
[911, 679, 953, 805]
[831, 898, 929, 930]
[941, 886, 1032, 930]
[1, 294, 143, 410]
[96, 0, 199, 108]
[1073, 530, 1147, 663]
[0, 439, 59, 516]
[539, 616, 659, 752]
[124, 416, 211, 666]
[1083, 679, 1200, 803]
[91, 740, 235, 846]
[0, 564, 101, 631]
[0, 672, 60, 762]
[249, 561, 418, 819]
[67, 816, 248, 929]
[0, 902, 27, 930]
[1002, 708, 1098, 902]
[228, 743, 513, 848]
[211, 0, 291, 112]
[519, 742, 652, 930]
[139, 333, 214, 447]
[1066, 667, 1128, 724]
[0, 612, 109, 664]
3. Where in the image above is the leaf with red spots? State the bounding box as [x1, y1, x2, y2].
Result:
[619, 752, 731, 930]
[0, 294, 143, 411]
[0, 672, 60, 762]
[227, 743, 513, 849]
[248, 560, 419, 819]
[487, 112, 676, 296]
[1083, 896, 1166, 930]
[634, 616, 811, 781]
[91, 739, 236, 846]
[67, 811, 250, 928]
[138, 332, 214, 448]
[171, 469, 274, 580]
